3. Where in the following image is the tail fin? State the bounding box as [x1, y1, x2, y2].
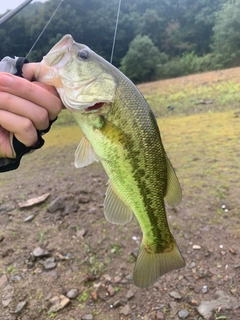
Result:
[133, 242, 185, 288]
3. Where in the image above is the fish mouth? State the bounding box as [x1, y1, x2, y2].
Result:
[85, 102, 105, 112]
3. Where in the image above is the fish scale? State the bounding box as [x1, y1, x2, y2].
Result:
[35, 34, 185, 288]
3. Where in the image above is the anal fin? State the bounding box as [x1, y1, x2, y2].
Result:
[104, 183, 133, 225]
[164, 154, 182, 207]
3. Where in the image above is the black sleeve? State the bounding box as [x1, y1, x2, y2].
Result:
[0, 57, 57, 172]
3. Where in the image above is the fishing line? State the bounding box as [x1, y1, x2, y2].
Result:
[25, 0, 64, 58]
[110, 0, 122, 64]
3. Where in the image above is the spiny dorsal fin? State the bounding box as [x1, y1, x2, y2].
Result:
[164, 154, 182, 207]
[133, 241, 185, 288]
[104, 183, 133, 225]
[74, 136, 99, 168]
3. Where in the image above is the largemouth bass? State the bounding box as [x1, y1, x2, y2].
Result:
[35, 34, 185, 288]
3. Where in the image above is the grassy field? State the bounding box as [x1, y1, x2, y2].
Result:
[2, 67, 239, 319]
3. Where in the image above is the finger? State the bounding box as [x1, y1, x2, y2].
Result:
[22, 63, 39, 80]
[0, 109, 38, 147]
[0, 91, 50, 131]
[0, 73, 62, 120]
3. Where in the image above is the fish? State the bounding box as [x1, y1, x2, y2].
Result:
[35, 34, 185, 288]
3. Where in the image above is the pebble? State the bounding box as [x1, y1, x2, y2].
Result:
[47, 196, 65, 213]
[120, 304, 131, 316]
[48, 295, 70, 313]
[107, 284, 115, 296]
[114, 275, 121, 283]
[67, 288, 79, 299]
[82, 314, 93, 320]
[23, 215, 35, 222]
[189, 262, 196, 269]
[190, 299, 199, 306]
[0, 235, 4, 242]
[78, 195, 90, 203]
[192, 245, 201, 250]
[113, 300, 121, 308]
[0, 203, 15, 213]
[169, 291, 182, 300]
[33, 247, 49, 258]
[178, 309, 189, 319]
[197, 290, 238, 319]
[76, 228, 87, 238]
[202, 285, 208, 294]
[126, 289, 134, 300]
[43, 257, 57, 270]
[15, 301, 27, 313]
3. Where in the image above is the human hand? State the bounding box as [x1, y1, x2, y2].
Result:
[0, 63, 63, 158]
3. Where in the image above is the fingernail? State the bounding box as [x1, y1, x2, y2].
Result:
[0, 74, 14, 87]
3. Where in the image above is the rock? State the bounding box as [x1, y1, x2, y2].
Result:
[47, 196, 65, 213]
[33, 247, 49, 258]
[43, 257, 57, 270]
[2, 284, 14, 307]
[0, 274, 8, 288]
[190, 299, 199, 306]
[178, 309, 189, 319]
[189, 262, 196, 269]
[156, 311, 164, 319]
[82, 315, 93, 320]
[0, 235, 4, 242]
[107, 284, 115, 296]
[67, 288, 79, 299]
[0, 203, 15, 213]
[126, 289, 134, 300]
[78, 195, 90, 203]
[91, 291, 98, 301]
[202, 285, 208, 294]
[120, 304, 131, 316]
[169, 291, 182, 300]
[192, 245, 201, 250]
[15, 301, 27, 313]
[113, 300, 121, 308]
[76, 229, 87, 238]
[114, 276, 121, 283]
[23, 215, 35, 222]
[197, 290, 239, 320]
[48, 295, 70, 313]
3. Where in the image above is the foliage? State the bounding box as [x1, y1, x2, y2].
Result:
[0, 0, 238, 82]
[212, 0, 240, 67]
[120, 35, 168, 83]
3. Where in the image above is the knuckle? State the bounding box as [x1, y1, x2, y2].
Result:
[21, 118, 34, 133]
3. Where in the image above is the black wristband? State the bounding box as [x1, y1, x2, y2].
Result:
[0, 118, 57, 172]
[14, 57, 29, 77]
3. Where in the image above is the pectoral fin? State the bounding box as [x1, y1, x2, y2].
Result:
[74, 136, 99, 168]
[164, 154, 182, 207]
[104, 183, 133, 225]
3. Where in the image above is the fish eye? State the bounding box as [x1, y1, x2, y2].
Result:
[78, 50, 89, 60]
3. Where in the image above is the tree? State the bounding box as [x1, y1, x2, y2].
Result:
[120, 35, 167, 83]
[212, 0, 240, 66]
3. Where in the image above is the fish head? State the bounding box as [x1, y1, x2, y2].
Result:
[35, 34, 117, 111]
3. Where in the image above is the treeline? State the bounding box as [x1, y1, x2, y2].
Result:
[0, 0, 240, 83]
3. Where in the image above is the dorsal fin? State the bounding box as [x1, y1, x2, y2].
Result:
[104, 183, 133, 225]
[74, 136, 99, 168]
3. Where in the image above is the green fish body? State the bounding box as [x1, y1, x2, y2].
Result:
[36, 35, 185, 288]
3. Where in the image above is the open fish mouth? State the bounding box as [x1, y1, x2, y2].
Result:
[85, 102, 105, 112]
